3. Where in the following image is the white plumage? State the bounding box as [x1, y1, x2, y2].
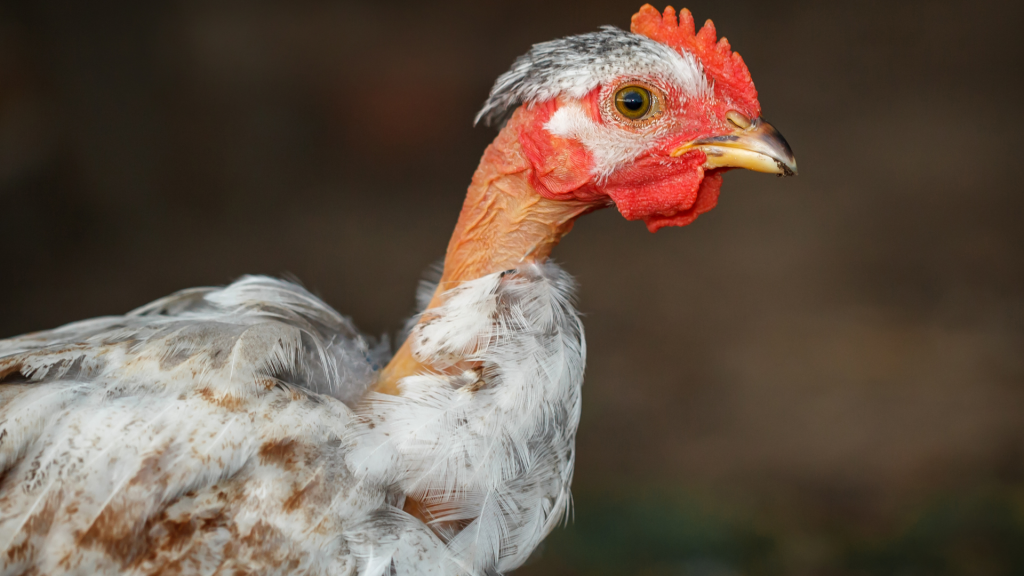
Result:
[0, 265, 583, 575]
[352, 265, 583, 573]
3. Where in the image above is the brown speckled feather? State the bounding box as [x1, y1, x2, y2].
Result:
[0, 277, 392, 575]
[0, 266, 584, 576]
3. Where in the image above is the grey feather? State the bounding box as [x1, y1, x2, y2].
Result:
[475, 26, 706, 128]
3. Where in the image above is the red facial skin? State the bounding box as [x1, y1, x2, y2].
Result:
[516, 87, 735, 232]
[516, 4, 761, 232]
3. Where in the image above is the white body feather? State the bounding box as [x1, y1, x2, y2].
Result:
[0, 264, 584, 575]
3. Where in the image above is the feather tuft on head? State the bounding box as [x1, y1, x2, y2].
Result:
[631, 5, 759, 116]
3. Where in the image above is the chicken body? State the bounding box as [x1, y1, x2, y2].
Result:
[0, 265, 581, 575]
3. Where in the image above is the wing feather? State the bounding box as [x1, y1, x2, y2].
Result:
[0, 276, 388, 575]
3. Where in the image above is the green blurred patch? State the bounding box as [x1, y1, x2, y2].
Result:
[522, 486, 1024, 576]
[527, 491, 778, 576]
[846, 488, 1024, 576]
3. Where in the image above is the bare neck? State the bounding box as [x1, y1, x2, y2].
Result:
[374, 117, 595, 394]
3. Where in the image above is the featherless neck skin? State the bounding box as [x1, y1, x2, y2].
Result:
[374, 110, 600, 395]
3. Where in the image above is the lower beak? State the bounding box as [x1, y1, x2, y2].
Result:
[671, 117, 798, 176]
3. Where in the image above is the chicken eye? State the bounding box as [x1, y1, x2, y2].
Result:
[614, 85, 652, 119]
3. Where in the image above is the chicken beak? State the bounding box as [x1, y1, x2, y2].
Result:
[671, 117, 798, 176]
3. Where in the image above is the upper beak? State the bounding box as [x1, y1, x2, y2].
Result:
[671, 117, 798, 176]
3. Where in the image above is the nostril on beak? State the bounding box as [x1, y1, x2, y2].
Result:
[726, 110, 752, 130]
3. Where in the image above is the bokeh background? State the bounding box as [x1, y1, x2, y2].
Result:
[1, 0, 1022, 573]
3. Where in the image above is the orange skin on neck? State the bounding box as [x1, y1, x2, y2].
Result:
[375, 104, 604, 396]
[374, 103, 604, 529]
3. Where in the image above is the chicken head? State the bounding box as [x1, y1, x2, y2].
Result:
[476, 4, 797, 232]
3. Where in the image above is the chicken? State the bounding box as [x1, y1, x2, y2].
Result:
[0, 5, 796, 575]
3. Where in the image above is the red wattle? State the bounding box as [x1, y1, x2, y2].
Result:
[600, 152, 720, 232]
[642, 169, 722, 232]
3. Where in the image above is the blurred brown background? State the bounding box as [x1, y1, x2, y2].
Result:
[1, 0, 1022, 573]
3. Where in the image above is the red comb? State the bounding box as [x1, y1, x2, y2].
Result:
[631, 5, 760, 115]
